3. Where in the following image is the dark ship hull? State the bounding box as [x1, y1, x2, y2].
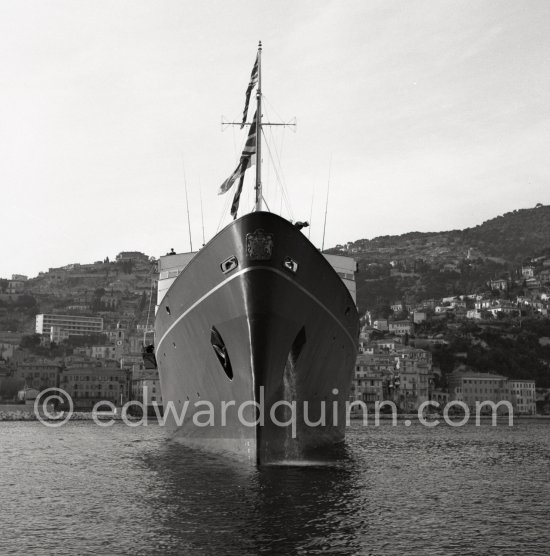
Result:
[155, 211, 359, 464]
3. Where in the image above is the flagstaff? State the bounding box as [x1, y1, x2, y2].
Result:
[219, 42, 294, 219]
[255, 41, 262, 211]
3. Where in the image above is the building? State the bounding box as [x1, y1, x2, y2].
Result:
[447, 370, 512, 412]
[50, 326, 70, 343]
[435, 305, 454, 314]
[14, 361, 62, 390]
[352, 353, 396, 409]
[413, 310, 427, 324]
[36, 314, 103, 337]
[369, 338, 401, 352]
[0, 332, 22, 361]
[509, 380, 536, 415]
[60, 366, 129, 409]
[7, 279, 26, 294]
[91, 345, 118, 360]
[391, 301, 404, 313]
[373, 319, 389, 331]
[488, 301, 518, 318]
[394, 354, 432, 411]
[466, 309, 482, 320]
[17, 387, 40, 402]
[488, 278, 508, 291]
[422, 299, 438, 310]
[395, 346, 432, 366]
[323, 254, 357, 304]
[430, 389, 449, 406]
[128, 332, 147, 355]
[115, 251, 150, 263]
[105, 323, 127, 344]
[475, 299, 493, 310]
[0, 341, 17, 361]
[536, 388, 550, 414]
[352, 345, 434, 412]
[131, 368, 163, 414]
[388, 320, 413, 336]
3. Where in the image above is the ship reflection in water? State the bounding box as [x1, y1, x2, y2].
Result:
[147, 441, 362, 555]
[1, 420, 549, 555]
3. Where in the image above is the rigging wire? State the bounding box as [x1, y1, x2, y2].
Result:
[308, 186, 314, 240]
[261, 193, 272, 212]
[262, 127, 294, 221]
[265, 125, 293, 219]
[143, 273, 155, 346]
[262, 98, 295, 220]
[321, 156, 332, 252]
[199, 177, 206, 245]
[216, 94, 295, 226]
[216, 185, 234, 233]
[231, 123, 238, 159]
[182, 157, 193, 252]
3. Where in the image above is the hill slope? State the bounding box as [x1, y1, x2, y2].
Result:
[331, 204, 550, 311]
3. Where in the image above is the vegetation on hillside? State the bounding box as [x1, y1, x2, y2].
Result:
[429, 319, 550, 388]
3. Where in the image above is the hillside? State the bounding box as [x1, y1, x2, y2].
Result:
[338, 203, 550, 262]
[0, 254, 156, 334]
[2, 205, 549, 329]
[330, 204, 550, 312]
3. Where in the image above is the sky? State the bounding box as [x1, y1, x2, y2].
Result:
[1, 0, 550, 278]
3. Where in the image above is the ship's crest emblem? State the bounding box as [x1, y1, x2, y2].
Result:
[246, 229, 274, 260]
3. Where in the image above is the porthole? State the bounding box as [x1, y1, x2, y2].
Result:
[220, 256, 238, 274]
[211, 326, 233, 380]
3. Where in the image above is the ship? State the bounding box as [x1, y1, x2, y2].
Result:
[152, 43, 359, 464]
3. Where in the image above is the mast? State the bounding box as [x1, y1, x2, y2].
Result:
[221, 42, 294, 219]
[255, 41, 262, 211]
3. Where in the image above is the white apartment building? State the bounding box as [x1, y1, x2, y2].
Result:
[36, 314, 103, 336]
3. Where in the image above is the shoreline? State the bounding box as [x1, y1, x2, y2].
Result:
[349, 412, 550, 421]
[0, 404, 131, 422]
[2, 406, 549, 423]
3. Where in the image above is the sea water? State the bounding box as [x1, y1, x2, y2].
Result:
[0, 419, 549, 555]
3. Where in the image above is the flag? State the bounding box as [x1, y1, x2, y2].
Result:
[241, 54, 259, 128]
[219, 111, 257, 196]
[241, 110, 257, 157]
[219, 160, 247, 195]
[230, 158, 252, 219]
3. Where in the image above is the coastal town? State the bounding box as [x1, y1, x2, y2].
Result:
[1, 241, 549, 419]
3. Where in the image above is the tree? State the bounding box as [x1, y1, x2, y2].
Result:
[20, 334, 42, 350]
[16, 295, 37, 309]
[0, 377, 25, 400]
[121, 261, 134, 274]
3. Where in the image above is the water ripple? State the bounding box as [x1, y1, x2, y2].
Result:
[0, 420, 549, 554]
